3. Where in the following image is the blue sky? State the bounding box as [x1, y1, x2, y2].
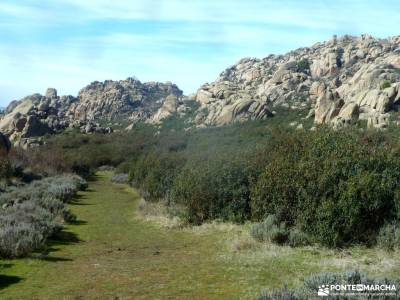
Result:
[0, 0, 399, 106]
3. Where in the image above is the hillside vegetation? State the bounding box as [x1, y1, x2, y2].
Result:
[7, 113, 399, 250]
[1, 173, 399, 299]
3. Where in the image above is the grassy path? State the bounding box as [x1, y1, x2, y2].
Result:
[1, 173, 399, 299]
[0, 173, 268, 299]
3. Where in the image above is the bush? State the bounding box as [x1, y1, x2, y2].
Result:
[37, 174, 87, 202]
[250, 215, 310, 247]
[46, 182, 77, 203]
[110, 173, 129, 184]
[251, 130, 400, 247]
[171, 157, 251, 224]
[0, 157, 11, 180]
[130, 151, 186, 202]
[259, 270, 400, 299]
[68, 174, 88, 191]
[377, 223, 400, 250]
[0, 223, 44, 258]
[380, 80, 392, 90]
[250, 215, 288, 245]
[11, 117, 400, 249]
[258, 287, 296, 300]
[0, 200, 64, 258]
[288, 228, 311, 247]
[35, 196, 76, 223]
[0, 174, 86, 258]
[0, 201, 62, 237]
[296, 58, 310, 73]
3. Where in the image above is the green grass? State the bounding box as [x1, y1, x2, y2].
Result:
[1, 172, 399, 299]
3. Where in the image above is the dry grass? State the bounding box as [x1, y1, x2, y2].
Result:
[316, 248, 400, 276]
[189, 220, 400, 284]
[137, 203, 400, 280]
[135, 198, 184, 229]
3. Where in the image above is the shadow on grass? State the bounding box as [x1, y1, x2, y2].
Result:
[40, 256, 73, 262]
[69, 194, 93, 206]
[0, 264, 23, 290]
[0, 275, 23, 289]
[32, 230, 84, 263]
[44, 230, 82, 252]
[86, 173, 100, 182]
[69, 219, 88, 226]
[51, 230, 82, 246]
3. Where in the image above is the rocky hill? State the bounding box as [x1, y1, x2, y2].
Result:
[191, 34, 400, 128]
[0, 79, 183, 148]
[1, 34, 400, 148]
[71, 78, 183, 122]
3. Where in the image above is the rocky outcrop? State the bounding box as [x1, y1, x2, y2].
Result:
[192, 34, 400, 128]
[70, 78, 183, 122]
[0, 78, 183, 147]
[314, 89, 344, 124]
[0, 88, 113, 148]
[1, 34, 400, 146]
[0, 91, 77, 147]
[150, 94, 179, 124]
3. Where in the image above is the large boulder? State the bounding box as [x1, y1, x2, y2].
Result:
[314, 90, 344, 124]
[45, 88, 58, 99]
[21, 115, 53, 138]
[337, 102, 359, 121]
[151, 94, 179, 124]
[215, 99, 272, 125]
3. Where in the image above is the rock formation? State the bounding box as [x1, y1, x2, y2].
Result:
[191, 34, 400, 128]
[1, 34, 400, 148]
[71, 78, 183, 122]
[0, 79, 183, 147]
[150, 94, 179, 124]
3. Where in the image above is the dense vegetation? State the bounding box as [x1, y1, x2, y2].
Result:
[5, 111, 400, 249]
[0, 174, 87, 258]
[2, 112, 400, 300]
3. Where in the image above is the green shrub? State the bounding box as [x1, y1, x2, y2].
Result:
[171, 157, 252, 224]
[250, 215, 310, 247]
[377, 223, 400, 250]
[380, 80, 392, 90]
[250, 215, 288, 244]
[0, 157, 11, 182]
[11, 117, 400, 250]
[296, 58, 310, 73]
[251, 130, 400, 247]
[130, 151, 186, 202]
[288, 228, 311, 247]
